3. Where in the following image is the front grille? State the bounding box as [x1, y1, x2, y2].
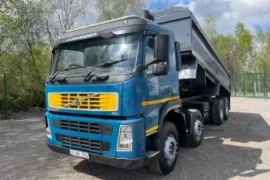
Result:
[48, 93, 118, 111]
[54, 120, 112, 135]
[56, 134, 110, 151]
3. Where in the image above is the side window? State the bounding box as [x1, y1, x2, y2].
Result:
[144, 36, 155, 74]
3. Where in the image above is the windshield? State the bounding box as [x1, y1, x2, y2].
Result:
[51, 34, 140, 76]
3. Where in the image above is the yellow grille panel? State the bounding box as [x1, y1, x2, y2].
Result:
[48, 93, 118, 111]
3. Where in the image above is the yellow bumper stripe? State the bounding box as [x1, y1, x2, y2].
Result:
[145, 125, 159, 134]
[142, 96, 180, 106]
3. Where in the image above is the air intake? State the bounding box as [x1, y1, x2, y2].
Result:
[142, 10, 154, 21]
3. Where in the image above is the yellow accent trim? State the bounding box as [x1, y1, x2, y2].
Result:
[48, 92, 118, 111]
[145, 125, 159, 134]
[142, 96, 180, 106]
[172, 95, 180, 100]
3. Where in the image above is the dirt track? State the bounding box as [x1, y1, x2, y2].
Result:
[0, 98, 270, 180]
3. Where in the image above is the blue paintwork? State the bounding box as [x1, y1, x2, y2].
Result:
[139, 24, 179, 131]
[121, 73, 142, 117]
[45, 22, 179, 163]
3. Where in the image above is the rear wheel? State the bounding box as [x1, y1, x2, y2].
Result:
[211, 99, 224, 125]
[222, 98, 229, 120]
[148, 122, 179, 175]
[185, 110, 204, 147]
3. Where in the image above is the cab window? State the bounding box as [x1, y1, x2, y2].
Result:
[144, 36, 155, 74]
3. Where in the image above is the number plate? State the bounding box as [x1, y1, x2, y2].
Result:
[70, 149, 89, 159]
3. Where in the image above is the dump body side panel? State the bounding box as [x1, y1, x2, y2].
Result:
[191, 24, 231, 91]
[152, 7, 231, 93]
[155, 16, 192, 52]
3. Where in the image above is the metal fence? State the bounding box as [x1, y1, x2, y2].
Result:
[0, 73, 7, 118]
[232, 72, 270, 98]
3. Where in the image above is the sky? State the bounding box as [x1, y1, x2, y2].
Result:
[85, 0, 270, 34]
[145, 0, 270, 33]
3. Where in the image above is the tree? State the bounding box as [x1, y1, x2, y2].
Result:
[234, 22, 252, 72]
[211, 34, 237, 73]
[0, 1, 15, 58]
[43, 0, 92, 44]
[95, 0, 145, 22]
[254, 26, 266, 51]
[251, 27, 270, 72]
[202, 15, 256, 74]
[202, 15, 238, 73]
[260, 30, 270, 72]
[202, 15, 217, 42]
[0, 0, 50, 110]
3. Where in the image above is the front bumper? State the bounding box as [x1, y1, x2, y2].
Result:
[47, 143, 154, 169]
[46, 112, 146, 158]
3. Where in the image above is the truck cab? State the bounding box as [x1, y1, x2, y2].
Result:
[45, 9, 230, 175]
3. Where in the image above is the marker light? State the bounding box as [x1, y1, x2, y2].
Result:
[117, 125, 133, 151]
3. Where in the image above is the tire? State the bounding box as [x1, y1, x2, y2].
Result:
[222, 98, 229, 120]
[211, 99, 224, 125]
[185, 109, 204, 147]
[148, 122, 179, 175]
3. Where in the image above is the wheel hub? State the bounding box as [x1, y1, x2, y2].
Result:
[194, 119, 203, 142]
[164, 134, 178, 164]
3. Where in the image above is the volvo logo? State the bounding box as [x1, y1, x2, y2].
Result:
[74, 98, 80, 105]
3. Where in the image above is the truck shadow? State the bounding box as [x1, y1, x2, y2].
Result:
[73, 112, 270, 180]
[205, 112, 270, 143]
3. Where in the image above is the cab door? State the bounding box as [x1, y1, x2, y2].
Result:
[140, 35, 173, 130]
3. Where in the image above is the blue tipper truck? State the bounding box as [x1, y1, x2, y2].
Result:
[45, 7, 231, 175]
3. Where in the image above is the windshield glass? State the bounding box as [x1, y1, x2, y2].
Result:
[51, 34, 140, 76]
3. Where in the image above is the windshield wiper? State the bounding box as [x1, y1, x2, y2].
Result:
[84, 59, 129, 82]
[48, 67, 79, 83]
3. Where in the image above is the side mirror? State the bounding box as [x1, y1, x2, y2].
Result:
[144, 34, 170, 69]
[154, 34, 169, 63]
[152, 63, 168, 76]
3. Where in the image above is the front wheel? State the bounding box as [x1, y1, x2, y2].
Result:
[148, 122, 179, 175]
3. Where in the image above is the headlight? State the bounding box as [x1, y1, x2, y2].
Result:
[46, 118, 52, 139]
[117, 125, 133, 151]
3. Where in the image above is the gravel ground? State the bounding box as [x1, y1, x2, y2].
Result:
[0, 98, 270, 180]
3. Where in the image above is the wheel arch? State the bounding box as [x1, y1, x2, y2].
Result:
[158, 100, 187, 141]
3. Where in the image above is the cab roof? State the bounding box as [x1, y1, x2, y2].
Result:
[54, 16, 155, 47]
